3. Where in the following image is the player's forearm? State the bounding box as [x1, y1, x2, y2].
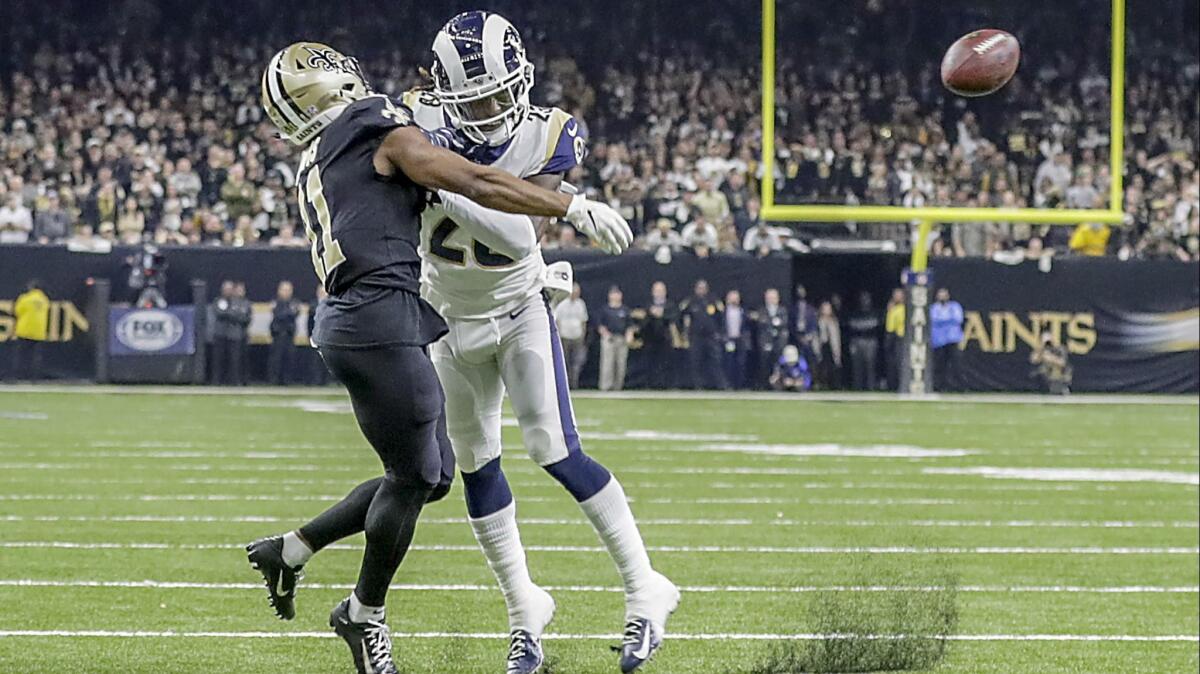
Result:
[437, 190, 537, 259]
[457, 166, 571, 218]
[382, 127, 571, 218]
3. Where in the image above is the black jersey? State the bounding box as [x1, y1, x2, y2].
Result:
[297, 95, 447, 348]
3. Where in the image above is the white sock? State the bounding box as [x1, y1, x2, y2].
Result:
[579, 479, 654, 601]
[470, 502, 546, 633]
[348, 592, 386, 624]
[281, 531, 314, 568]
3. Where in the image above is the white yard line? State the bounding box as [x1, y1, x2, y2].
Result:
[0, 630, 1194, 642]
[0, 493, 1195, 507]
[1, 541, 1196, 554]
[3, 385, 1197, 406]
[1, 580, 1196, 594]
[3, 514, 1195, 529]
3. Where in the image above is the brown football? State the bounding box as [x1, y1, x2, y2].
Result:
[940, 29, 1020, 97]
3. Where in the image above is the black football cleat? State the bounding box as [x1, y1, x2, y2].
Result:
[617, 618, 662, 673]
[246, 536, 303, 620]
[330, 598, 399, 674]
[505, 629, 545, 674]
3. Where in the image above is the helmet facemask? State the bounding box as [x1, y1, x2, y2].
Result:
[434, 60, 533, 146]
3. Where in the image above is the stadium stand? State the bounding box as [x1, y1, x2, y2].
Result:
[0, 0, 1195, 259]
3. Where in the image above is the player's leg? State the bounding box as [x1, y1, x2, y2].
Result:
[431, 327, 554, 674]
[502, 296, 678, 671]
[318, 344, 447, 674]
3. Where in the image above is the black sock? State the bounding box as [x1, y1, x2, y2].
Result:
[354, 477, 432, 607]
[298, 477, 384, 552]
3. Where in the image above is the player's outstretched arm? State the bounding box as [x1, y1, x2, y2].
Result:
[375, 127, 633, 254]
[376, 126, 569, 217]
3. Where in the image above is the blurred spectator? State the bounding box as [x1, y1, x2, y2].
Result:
[679, 279, 726, 389]
[742, 221, 783, 257]
[681, 214, 719, 258]
[754, 288, 790, 389]
[814, 301, 842, 390]
[8, 280, 50, 381]
[642, 218, 684, 259]
[720, 289, 751, 389]
[597, 285, 632, 391]
[1029, 332, 1072, 395]
[554, 282, 589, 389]
[930, 287, 965, 392]
[0, 195, 32, 243]
[267, 280, 300, 385]
[884, 287, 906, 390]
[210, 281, 251, 385]
[116, 197, 146, 244]
[33, 193, 70, 244]
[770, 345, 812, 392]
[1069, 222, 1112, 256]
[792, 284, 819, 366]
[638, 281, 678, 389]
[270, 223, 309, 248]
[847, 291, 880, 391]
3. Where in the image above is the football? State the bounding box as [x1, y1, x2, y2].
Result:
[940, 28, 1020, 97]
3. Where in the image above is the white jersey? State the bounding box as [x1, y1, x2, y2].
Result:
[406, 90, 587, 319]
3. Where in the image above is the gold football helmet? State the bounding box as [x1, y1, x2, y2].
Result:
[261, 42, 371, 146]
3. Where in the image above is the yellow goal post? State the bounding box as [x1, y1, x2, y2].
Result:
[759, 0, 1127, 270]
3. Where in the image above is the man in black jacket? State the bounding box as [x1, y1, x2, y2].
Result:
[637, 281, 678, 389]
[678, 279, 726, 389]
[267, 280, 300, 385]
[210, 280, 252, 385]
[754, 288, 790, 389]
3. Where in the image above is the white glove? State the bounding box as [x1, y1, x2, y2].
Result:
[564, 194, 633, 255]
[543, 261, 573, 307]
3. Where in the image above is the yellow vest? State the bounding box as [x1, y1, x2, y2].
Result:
[886, 303, 906, 337]
[1069, 224, 1111, 256]
[14, 289, 50, 341]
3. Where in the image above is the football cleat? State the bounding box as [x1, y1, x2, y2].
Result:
[617, 573, 680, 672]
[330, 598, 399, 674]
[246, 536, 303, 620]
[505, 629, 545, 674]
[616, 618, 662, 673]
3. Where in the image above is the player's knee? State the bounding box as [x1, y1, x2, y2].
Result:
[460, 457, 514, 518]
[542, 450, 612, 502]
[425, 479, 453, 504]
[364, 476, 432, 538]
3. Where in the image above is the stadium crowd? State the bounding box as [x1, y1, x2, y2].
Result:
[0, 0, 1196, 261]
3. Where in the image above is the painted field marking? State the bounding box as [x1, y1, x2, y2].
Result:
[1, 580, 1195, 594]
[925, 467, 1200, 486]
[1, 542, 1196, 554]
[4, 384, 1197, 406]
[2, 514, 1195, 529]
[0, 493, 1195, 507]
[0, 630, 1194, 642]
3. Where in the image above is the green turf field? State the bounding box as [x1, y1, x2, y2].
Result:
[0, 388, 1196, 673]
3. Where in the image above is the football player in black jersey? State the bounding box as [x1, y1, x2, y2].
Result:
[244, 42, 632, 674]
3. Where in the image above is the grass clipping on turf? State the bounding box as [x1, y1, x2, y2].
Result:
[748, 555, 959, 673]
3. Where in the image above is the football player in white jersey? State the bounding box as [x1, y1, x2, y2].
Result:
[415, 11, 679, 674]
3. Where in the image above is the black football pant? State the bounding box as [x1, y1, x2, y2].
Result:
[305, 344, 455, 607]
